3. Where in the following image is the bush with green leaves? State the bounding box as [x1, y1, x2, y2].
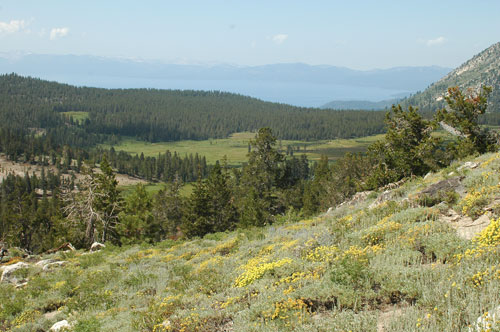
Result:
[367, 104, 442, 188]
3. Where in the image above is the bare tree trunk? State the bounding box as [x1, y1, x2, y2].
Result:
[85, 215, 95, 247]
[101, 222, 107, 243]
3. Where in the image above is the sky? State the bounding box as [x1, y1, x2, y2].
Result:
[0, 0, 499, 70]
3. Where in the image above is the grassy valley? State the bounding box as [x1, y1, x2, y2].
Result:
[101, 133, 384, 166]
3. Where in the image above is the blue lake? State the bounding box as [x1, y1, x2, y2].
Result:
[32, 74, 411, 108]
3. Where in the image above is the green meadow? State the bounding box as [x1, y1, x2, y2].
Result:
[62, 111, 90, 122]
[102, 132, 385, 166]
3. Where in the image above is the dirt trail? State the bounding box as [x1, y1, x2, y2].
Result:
[377, 305, 404, 332]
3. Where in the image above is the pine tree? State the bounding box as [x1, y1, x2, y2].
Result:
[118, 183, 154, 243]
[94, 156, 122, 244]
[182, 162, 238, 237]
[436, 86, 498, 157]
[302, 155, 329, 215]
[367, 105, 441, 188]
[153, 175, 185, 239]
[239, 128, 284, 226]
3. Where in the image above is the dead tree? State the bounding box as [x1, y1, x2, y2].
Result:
[62, 166, 102, 248]
[62, 162, 121, 247]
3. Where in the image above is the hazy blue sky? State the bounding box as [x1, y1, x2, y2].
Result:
[0, 0, 499, 69]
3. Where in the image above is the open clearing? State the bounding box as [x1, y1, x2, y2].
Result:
[101, 132, 385, 166]
[61, 111, 89, 122]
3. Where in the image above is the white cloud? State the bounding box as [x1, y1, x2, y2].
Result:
[271, 34, 288, 45]
[50, 27, 69, 40]
[0, 20, 27, 34]
[426, 36, 446, 46]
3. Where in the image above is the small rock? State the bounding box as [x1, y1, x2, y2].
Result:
[338, 191, 373, 208]
[483, 198, 500, 212]
[43, 261, 67, 271]
[448, 172, 456, 176]
[1, 262, 29, 284]
[35, 259, 57, 267]
[90, 242, 106, 252]
[458, 161, 479, 171]
[369, 190, 393, 209]
[440, 211, 492, 240]
[380, 178, 406, 191]
[424, 172, 432, 180]
[419, 177, 463, 196]
[469, 305, 500, 332]
[44, 311, 60, 320]
[50, 320, 71, 331]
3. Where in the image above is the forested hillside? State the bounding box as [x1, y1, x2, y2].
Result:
[404, 42, 500, 123]
[0, 74, 386, 142]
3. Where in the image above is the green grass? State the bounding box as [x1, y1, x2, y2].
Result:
[62, 111, 89, 122]
[101, 132, 385, 166]
[102, 126, 499, 167]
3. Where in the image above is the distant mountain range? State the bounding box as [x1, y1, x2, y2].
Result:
[403, 42, 500, 112]
[0, 53, 451, 107]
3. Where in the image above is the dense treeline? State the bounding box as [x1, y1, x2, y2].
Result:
[0, 129, 208, 184]
[90, 148, 208, 182]
[1, 73, 386, 142]
[0, 170, 69, 252]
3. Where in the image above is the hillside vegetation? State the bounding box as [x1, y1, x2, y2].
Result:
[405, 42, 500, 118]
[2, 151, 500, 331]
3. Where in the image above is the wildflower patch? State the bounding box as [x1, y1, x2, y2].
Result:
[234, 257, 293, 287]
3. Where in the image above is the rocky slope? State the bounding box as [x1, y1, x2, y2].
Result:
[405, 42, 500, 113]
[1, 152, 500, 331]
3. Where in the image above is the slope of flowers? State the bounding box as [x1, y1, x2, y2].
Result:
[1, 152, 500, 331]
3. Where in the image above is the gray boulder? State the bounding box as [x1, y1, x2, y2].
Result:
[368, 190, 394, 209]
[49, 320, 71, 331]
[90, 242, 106, 252]
[1, 262, 29, 284]
[337, 191, 373, 208]
[42, 261, 68, 271]
[419, 176, 463, 196]
[35, 259, 58, 267]
[469, 305, 500, 331]
[457, 161, 479, 171]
